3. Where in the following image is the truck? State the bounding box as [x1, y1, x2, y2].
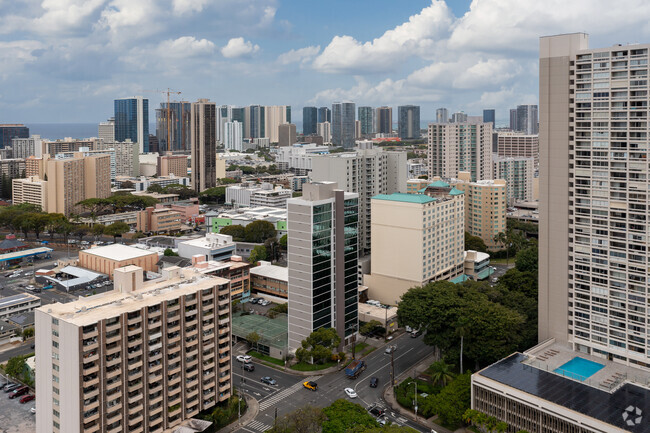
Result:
[345, 360, 366, 379]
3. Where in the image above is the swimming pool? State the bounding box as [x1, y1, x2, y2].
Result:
[554, 357, 605, 381]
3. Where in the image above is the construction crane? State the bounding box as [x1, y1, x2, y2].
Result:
[141, 88, 182, 152]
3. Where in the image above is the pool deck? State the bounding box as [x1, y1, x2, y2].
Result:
[524, 340, 650, 392]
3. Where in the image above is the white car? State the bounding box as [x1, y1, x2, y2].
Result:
[30, 407, 36, 414]
[344, 387, 357, 398]
[236, 355, 252, 363]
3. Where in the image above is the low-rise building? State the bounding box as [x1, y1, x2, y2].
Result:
[136, 207, 183, 233]
[0, 293, 41, 319]
[250, 261, 288, 299]
[6, 311, 35, 331]
[0, 319, 18, 345]
[358, 303, 398, 332]
[276, 143, 330, 175]
[463, 250, 493, 281]
[114, 175, 191, 192]
[155, 200, 200, 222]
[225, 183, 291, 208]
[157, 152, 188, 177]
[78, 244, 159, 279]
[189, 254, 252, 299]
[206, 207, 287, 236]
[177, 233, 236, 262]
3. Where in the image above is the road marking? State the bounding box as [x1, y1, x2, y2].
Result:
[246, 420, 272, 432]
[258, 376, 320, 411]
[354, 347, 415, 406]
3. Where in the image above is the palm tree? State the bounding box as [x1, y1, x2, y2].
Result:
[455, 318, 469, 374]
[429, 360, 454, 387]
[493, 231, 508, 264]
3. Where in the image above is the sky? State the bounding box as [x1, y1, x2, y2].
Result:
[2, 0, 650, 126]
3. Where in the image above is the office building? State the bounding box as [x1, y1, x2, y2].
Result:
[225, 183, 291, 208]
[450, 111, 468, 123]
[98, 118, 115, 143]
[156, 102, 191, 152]
[0, 124, 29, 149]
[311, 140, 406, 255]
[79, 243, 159, 278]
[250, 262, 288, 299]
[493, 155, 535, 205]
[358, 106, 373, 136]
[287, 182, 359, 351]
[482, 109, 495, 127]
[427, 122, 493, 181]
[114, 97, 149, 153]
[276, 143, 329, 175]
[190, 99, 217, 192]
[317, 106, 331, 123]
[278, 123, 297, 147]
[332, 102, 356, 149]
[12, 135, 43, 159]
[397, 105, 421, 140]
[354, 120, 362, 139]
[496, 132, 540, 166]
[375, 106, 392, 134]
[157, 153, 188, 177]
[223, 121, 243, 151]
[265, 105, 291, 143]
[35, 265, 232, 433]
[317, 122, 331, 144]
[178, 233, 236, 262]
[516, 104, 539, 135]
[302, 107, 318, 135]
[244, 105, 263, 139]
[435, 108, 448, 124]
[509, 109, 518, 131]
[136, 207, 183, 234]
[12, 176, 47, 209]
[364, 183, 465, 305]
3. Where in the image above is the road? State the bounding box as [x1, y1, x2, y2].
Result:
[234, 332, 433, 433]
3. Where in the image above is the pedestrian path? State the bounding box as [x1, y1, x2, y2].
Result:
[258, 376, 320, 411]
[246, 420, 272, 432]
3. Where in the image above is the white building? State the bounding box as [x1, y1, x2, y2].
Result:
[492, 155, 535, 205]
[0, 293, 41, 320]
[95, 140, 139, 177]
[98, 118, 115, 143]
[317, 121, 331, 144]
[407, 161, 427, 178]
[223, 121, 243, 151]
[177, 233, 236, 261]
[250, 187, 292, 208]
[114, 175, 190, 192]
[276, 143, 330, 175]
[12, 135, 43, 159]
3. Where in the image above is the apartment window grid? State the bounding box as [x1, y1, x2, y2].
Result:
[569, 46, 650, 364]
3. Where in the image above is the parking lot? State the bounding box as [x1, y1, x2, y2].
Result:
[0, 375, 35, 433]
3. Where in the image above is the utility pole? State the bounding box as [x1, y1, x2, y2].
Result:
[390, 347, 395, 386]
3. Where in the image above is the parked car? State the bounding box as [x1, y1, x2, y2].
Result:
[344, 387, 357, 398]
[261, 376, 277, 386]
[243, 363, 255, 372]
[236, 355, 252, 363]
[4, 383, 20, 393]
[369, 377, 379, 388]
[303, 381, 318, 391]
[9, 386, 29, 399]
[20, 394, 35, 404]
[249, 298, 258, 304]
[377, 417, 387, 426]
[368, 405, 385, 418]
[385, 345, 396, 354]
[30, 407, 36, 414]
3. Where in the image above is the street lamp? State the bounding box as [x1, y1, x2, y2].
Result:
[408, 381, 418, 421]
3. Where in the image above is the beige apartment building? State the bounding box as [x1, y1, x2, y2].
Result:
[25, 155, 46, 178]
[136, 207, 182, 234]
[157, 153, 188, 177]
[265, 105, 291, 143]
[12, 176, 47, 210]
[365, 183, 465, 305]
[405, 178, 429, 194]
[35, 265, 232, 433]
[79, 244, 159, 279]
[427, 121, 493, 182]
[492, 155, 535, 205]
[496, 131, 540, 166]
[95, 140, 140, 177]
[190, 99, 217, 192]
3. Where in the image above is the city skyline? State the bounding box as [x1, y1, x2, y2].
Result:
[4, 1, 650, 125]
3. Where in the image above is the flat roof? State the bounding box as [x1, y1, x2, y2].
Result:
[372, 193, 436, 204]
[81, 244, 158, 261]
[0, 293, 40, 309]
[478, 353, 650, 432]
[0, 247, 53, 262]
[250, 264, 288, 281]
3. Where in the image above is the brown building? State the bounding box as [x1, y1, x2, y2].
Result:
[189, 255, 252, 299]
[278, 123, 297, 147]
[190, 99, 217, 192]
[136, 207, 182, 234]
[250, 262, 288, 299]
[157, 153, 188, 177]
[25, 155, 45, 178]
[496, 131, 539, 167]
[79, 244, 159, 279]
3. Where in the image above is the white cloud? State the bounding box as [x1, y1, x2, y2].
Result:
[158, 36, 215, 58]
[98, 0, 160, 39]
[0, 40, 44, 79]
[172, 0, 209, 14]
[312, 0, 453, 73]
[277, 45, 320, 65]
[221, 37, 259, 58]
[34, 0, 106, 34]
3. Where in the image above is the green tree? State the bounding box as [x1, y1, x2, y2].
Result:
[218, 178, 238, 185]
[246, 332, 261, 351]
[76, 198, 111, 221]
[248, 245, 268, 264]
[220, 225, 246, 241]
[22, 327, 34, 339]
[199, 186, 227, 204]
[5, 356, 26, 379]
[104, 222, 130, 241]
[266, 405, 325, 433]
[429, 360, 454, 387]
[244, 220, 277, 243]
[92, 223, 106, 241]
[147, 184, 164, 193]
[121, 180, 135, 189]
[429, 372, 471, 427]
[515, 244, 538, 273]
[465, 232, 488, 252]
[322, 399, 379, 433]
[493, 231, 508, 262]
[163, 248, 179, 256]
[298, 328, 341, 364]
[279, 234, 288, 249]
[360, 320, 382, 341]
[73, 224, 91, 242]
[268, 303, 288, 318]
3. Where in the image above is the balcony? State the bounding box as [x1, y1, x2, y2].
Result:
[218, 346, 229, 356]
[128, 413, 144, 428]
[107, 424, 123, 433]
[218, 326, 230, 336]
[106, 333, 121, 345]
[127, 392, 143, 405]
[85, 421, 101, 433]
[218, 317, 229, 326]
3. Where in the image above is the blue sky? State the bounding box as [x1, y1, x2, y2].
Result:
[2, 0, 650, 126]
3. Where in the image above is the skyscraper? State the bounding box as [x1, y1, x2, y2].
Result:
[317, 122, 331, 143]
[0, 124, 29, 149]
[287, 182, 359, 350]
[358, 106, 373, 136]
[190, 99, 217, 192]
[375, 106, 392, 134]
[331, 102, 356, 149]
[516, 104, 539, 134]
[278, 123, 296, 147]
[302, 106, 318, 135]
[156, 102, 191, 152]
[264, 105, 291, 143]
[509, 108, 518, 130]
[223, 121, 243, 151]
[98, 118, 115, 143]
[397, 105, 420, 139]
[246, 105, 264, 139]
[114, 97, 149, 153]
[317, 106, 331, 123]
[482, 109, 496, 127]
[450, 111, 468, 123]
[435, 108, 448, 123]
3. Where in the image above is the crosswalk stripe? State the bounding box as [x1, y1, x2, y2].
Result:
[258, 376, 320, 411]
[246, 420, 272, 432]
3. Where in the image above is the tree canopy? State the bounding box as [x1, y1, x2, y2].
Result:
[464, 232, 488, 253]
[248, 245, 268, 264]
[296, 328, 341, 364]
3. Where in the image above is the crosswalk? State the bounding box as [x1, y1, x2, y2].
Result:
[246, 420, 272, 432]
[258, 376, 320, 411]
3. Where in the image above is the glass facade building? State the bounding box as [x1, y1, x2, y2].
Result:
[156, 102, 191, 152]
[318, 107, 331, 123]
[483, 109, 496, 128]
[114, 97, 149, 153]
[0, 124, 29, 149]
[302, 106, 318, 135]
[332, 102, 356, 149]
[358, 106, 373, 135]
[398, 105, 421, 139]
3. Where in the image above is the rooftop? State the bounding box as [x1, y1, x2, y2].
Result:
[372, 193, 436, 204]
[428, 180, 450, 188]
[6, 311, 35, 327]
[0, 293, 40, 310]
[250, 263, 288, 281]
[81, 244, 158, 261]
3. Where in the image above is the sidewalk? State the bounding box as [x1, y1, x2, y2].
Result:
[216, 393, 259, 433]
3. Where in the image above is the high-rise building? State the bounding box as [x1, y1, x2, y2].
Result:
[332, 102, 356, 149]
[223, 121, 243, 151]
[35, 265, 232, 433]
[375, 106, 392, 134]
[12, 176, 47, 210]
[483, 109, 496, 127]
[190, 99, 217, 192]
[354, 120, 361, 139]
[427, 122, 493, 181]
[509, 109, 518, 131]
[265, 105, 291, 143]
[311, 140, 407, 255]
[287, 182, 359, 350]
[98, 118, 115, 143]
[397, 105, 421, 140]
[451, 111, 468, 123]
[302, 107, 318, 136]
[157, 153, 189, 177]
[317, 107, 331, 123]
[245, 105, 264, 139]
[365, 183, 465, 305]
[94, 140, 139, 177]
[317, 122, 331, 144]
[496, 132, 539, 167]
[516, 104, 539, 134]
[435, 108, 448, 124]
[12, 135, 43, 159]
[471, 33, 650, 433]
[278, 123, 297, 147]
[358, 106, 373, 136]
[492, 155, 535, 205]
[114, 97, 149, 153]
[156, 102, 191, 152]
[0, 124, 29, 149]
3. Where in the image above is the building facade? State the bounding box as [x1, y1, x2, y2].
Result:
[0, 293, 40, 319]
[12, 176, 48, 210]
[435, 108, 448, 124]
[302, 107, 317, 136]
[317, 122, 331, 144]
[0, 124, 29, 149]
[156, 102, 191, 152]
[287, 182, 359, 351]
[332, 102, 356, 149]
[98, 118, 115, 143]
[482, 109, 496, 127]
[250, 262, 288, 299]
[12, 135, 43, 159]
[375, 106, 392, 134]
[358, 106, 373, 136]
[278, 123, 296, 147]
[516, 104, 539, 135]
[493, 155, 535, 205]
[397, 105, 421, 140]
[190, 99, 217, 192]
[317, 106, 331, 123]
[78, 244, 159, 278]
[157, 153, 188, 178]
[496, 132, 540, 167]
[114, 97, 149, 153]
